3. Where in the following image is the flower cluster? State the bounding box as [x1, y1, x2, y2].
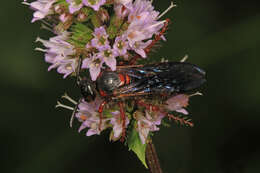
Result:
[75, 98, 130, 141]
[24, 0, 171, 80]
[73, 93, 194, 144]
[25, 0, 203, 168]
[24, 0, 189, 144]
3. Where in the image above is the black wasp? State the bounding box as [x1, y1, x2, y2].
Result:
[73, 61, 206, 140]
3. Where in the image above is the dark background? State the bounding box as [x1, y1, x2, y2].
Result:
[1, 0, 260, 173]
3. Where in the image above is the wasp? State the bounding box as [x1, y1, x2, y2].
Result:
[79, 62, 206, 101]
[70, 19, 206, 141]
[73, 61, 206, 140]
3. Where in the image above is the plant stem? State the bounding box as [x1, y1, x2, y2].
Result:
[146, 140, 163, 173]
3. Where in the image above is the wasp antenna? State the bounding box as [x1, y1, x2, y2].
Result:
[62, 93, 77, 105]
[180, 54, 189, 62]
[190, 92, 203, 97]
[56, 101, 74, 110]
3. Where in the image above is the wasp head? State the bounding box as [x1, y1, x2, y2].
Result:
[78, 77, 97, 102]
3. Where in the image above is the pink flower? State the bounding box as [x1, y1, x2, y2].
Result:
[165, 94, 190, 115]
[35, 32, 77, 78]
[98, 47, 117, 71]
[83, 0, 106, 11]
[130, 40, 152, 58]
[76, 97, 110, 136]
[66, 0, 84, 14]
[24, 0, 56, 23]
[124, 0, 165, 56]
[110, 111, 130, 141]
[82, 54, 104, 81]
[59, 13, 71, 23]
[135, 111, 164, 144]
[114, 0, 132, 6]
[113, 36, 129, 57]
[91, 26, 110, 51]
[114, 3, 131, 19]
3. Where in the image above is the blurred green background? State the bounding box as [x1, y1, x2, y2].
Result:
[1, 0, 259, 173]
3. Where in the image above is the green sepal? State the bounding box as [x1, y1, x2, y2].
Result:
[128, 125, 148, 168]
[78, 7, 94, 22]
[91, 13, 102, 28]
[68, 23, 93, 48]
[55, 0, 69, 6]
[125, 100, 135, 113]
[161, 119, 171, 127]
[107, 15, 124, 39]
[102, 109, 117, 118]
[118, 22, 130, 36]
[125, 112, 132, 120]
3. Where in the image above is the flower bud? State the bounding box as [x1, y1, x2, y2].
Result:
[114, 4, 129, 19]
[98, 8, 110, 23]
[77, 12, 88, 22]
[54, 4, 64, 14]
[59, 13, 72, 23]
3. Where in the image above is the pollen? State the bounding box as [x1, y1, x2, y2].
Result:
[80, 115, 87, 121]
[128, 32, 135, 39]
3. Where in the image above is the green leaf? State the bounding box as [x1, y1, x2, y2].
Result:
[107, 15, 124, 39]
[128, 127, 148, 168]
[55, 0, 69, 6]
[91, 13, 102, 28]
[68, 23, 93, 48]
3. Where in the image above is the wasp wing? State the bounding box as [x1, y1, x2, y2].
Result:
[114, 62, 206, 96]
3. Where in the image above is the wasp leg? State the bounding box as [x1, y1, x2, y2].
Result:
[129, 18, 170, 65]
[118, 102, 126, 142]
[98, 100, 108, 131]
[136, 100, 160, 112]
[167, 114, 194, 127]
[70, 98, 82, 127]
[136, 100, 194, 127]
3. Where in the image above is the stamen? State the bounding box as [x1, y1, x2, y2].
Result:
[41, 19, 53, 27]
[40, 23, 53, 32]
[161, 58, 169, 63]
[62, 93, 77, 105]
[180, 54, 189, 62]
[190, 92, 203, 97]
[35, 37, 46, 43]
[147, 20, 167, 30]
[35, 48, 47, 52]
[21, 2, 30, 6]
[157, 2, 176, 19]
[56, 101, 74, 110]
